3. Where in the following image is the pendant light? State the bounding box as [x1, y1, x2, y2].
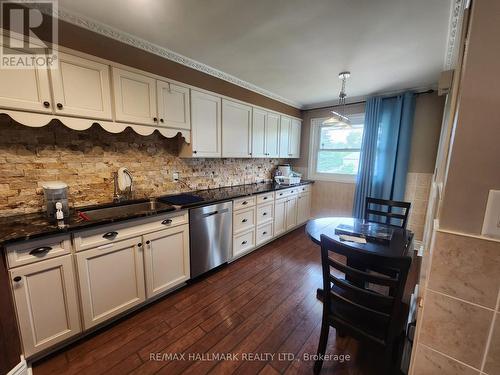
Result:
[323, 71, 351, 127]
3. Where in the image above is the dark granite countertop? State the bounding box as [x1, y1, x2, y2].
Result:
[0, 181, 313, 247]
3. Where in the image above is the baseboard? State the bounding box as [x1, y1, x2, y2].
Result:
[7, 356, 29, 375]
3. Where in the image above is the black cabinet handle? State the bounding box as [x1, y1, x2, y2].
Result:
[263, 212, 267, 216]
[153, 117, 158, 122]
[242, 201, 248, 205]
[43, 101, 50, 108]
[263, 231, 267, 235]
[160, 118, 164, 123]
[263, 197, 268, 200]
[161, 219, 172, 225]
[102, 231, 118, 239]
[241, 241, 247, 245]
[242, 218, 248, 223]
[146, 240, 151, 245]
[56, 103, 63, 109]
[13, 276, 22, 282]
[138, 243, 142, 247]
[193, 150, 197, 154]
[29, 246, 52, 256]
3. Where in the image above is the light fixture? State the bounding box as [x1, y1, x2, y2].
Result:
[323, 71, 351, 128]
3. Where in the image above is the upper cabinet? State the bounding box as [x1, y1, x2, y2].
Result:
[51, 53, 113, 120]
[112, 67, 157, 126]
[222, 99, 252, 158]
[185, 90, 222, 157]
[252, 109, 280, 158]
[265, 112, 281, 158]
[279, 116, 301, 158]
[157, 81, 190, 130]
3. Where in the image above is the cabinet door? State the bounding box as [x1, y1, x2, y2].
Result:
[0, 47, 51, 113]
[286, 196, 298, 230]
[76, 237, 145, 329]
[10, 255, 81, 357]
[143, 225, 190, 299]
[289, 118, 302, 158]
[297, 193, 311, 225]
[252, 108, 267, 158]
[51, 52, 112, 120]
[222, 99, 252, 157]
[157, 81, 190, 130]
[112, 67, 157, 125]
[279, 116, 291, 158]
[191, 90, 222, 157]
[266, 112, 280, 158]
[274, 198, 287, 237]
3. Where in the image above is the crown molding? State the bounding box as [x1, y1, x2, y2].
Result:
[39, 6, 303, 109]
[444, 0, 466, 70]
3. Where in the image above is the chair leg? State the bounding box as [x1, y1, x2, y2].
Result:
[314, 316, 329, 375]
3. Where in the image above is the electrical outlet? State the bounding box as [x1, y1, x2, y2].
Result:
[482, 190, 500, 238]
[173, 172, 179, 182]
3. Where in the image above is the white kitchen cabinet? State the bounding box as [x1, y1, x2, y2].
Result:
[286, 196, 298, 230]
[289, 118, 302, 158]
[0, 47, 52, 113]
[157, 80, 190, 130]
[222, 99, 252, 158]
[274, 198, 287, 237]
[297, 193, 311, 225]
[143, 224, 190, 299]
[51, 53, 112, 120]
[76, 237, 146, 329]
[233, 229, 256, 258]
[279, 116, 291, 158]
[187, 90, 222, 157]
[252, 108, 267, 158]
[10, 255, 81, 357]
[112, 67, 157, 126]
[266, 112, 280, 158]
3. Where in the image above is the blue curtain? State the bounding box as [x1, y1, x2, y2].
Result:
[353, 92, 416, 219]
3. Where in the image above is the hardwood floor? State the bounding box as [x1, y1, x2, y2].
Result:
[32, 227, 385, 375]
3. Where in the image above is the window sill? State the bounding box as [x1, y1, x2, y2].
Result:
[308, 173, 357, 184]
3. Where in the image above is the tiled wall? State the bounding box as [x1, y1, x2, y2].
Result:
[404, 173, 433, 241]
[413, 230, 500, 375]
[0, 119, 283, 217]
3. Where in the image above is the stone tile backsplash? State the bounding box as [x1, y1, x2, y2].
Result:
[0, 119, 283, 217]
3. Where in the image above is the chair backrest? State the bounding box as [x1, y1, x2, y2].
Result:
[320, 234, 411, 346]
[365, 197, 411, 229]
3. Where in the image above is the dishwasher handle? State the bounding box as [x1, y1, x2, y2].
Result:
[202, 208, 229, 218]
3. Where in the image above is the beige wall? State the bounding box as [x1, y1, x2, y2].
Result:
[440, 0, 500, 234]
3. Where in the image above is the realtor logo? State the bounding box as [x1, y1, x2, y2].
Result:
[0, 0, 58, 68]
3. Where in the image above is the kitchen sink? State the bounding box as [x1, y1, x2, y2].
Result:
[78, 199, 174, 221]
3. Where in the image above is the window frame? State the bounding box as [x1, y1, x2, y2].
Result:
[307, 113, 365, 183]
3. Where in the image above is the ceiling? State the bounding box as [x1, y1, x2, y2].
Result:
[57, 0, 453, 109]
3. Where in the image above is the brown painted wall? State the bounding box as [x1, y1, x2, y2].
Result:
[440, 0, 500, 234]
[29, 11, 301, 118]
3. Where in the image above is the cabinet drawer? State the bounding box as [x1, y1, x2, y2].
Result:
[6, 234, 71, 268]
[256, 203, 274, 225]
[233, 196, 256, 211]
[233, 229, 255, 258]
[275, 187, 298, 200]
[298, 184, 311, 194]
[256, 192, 274, 204]
[73, 211, 188, 251]
[233, 207, 256, 234]
[256, 222, 273, 245]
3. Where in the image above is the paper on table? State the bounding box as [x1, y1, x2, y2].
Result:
[338, 234, 367, 244]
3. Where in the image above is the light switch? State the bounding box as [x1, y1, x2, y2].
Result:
[482, 190, 500, 238]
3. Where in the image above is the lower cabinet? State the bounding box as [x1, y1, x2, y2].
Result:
[285, 196, 298, 230]
[9, 255, 81, 357]
[297, 193, 311, 225]
[274, 198, 287, 236]
[233, 229, 256, 258]
[76, 237, 146, 329]
[143, 225, 190, 298]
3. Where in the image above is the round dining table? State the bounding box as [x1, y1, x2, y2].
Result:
[305, 216, 414, 258]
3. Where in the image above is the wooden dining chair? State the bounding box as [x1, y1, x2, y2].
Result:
[314, 234, 412, 375]
[365, 197, 411, 229]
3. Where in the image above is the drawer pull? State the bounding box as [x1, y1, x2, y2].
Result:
[242, 218, 248, 223]
[241, 240, 247, 245]
[242, 201, 248, 205]
[161, 219, 173, 225]
[103, 231, 118, 239]
[29, 246, 52, 256]
[13, 276, 22, 282]
[262, 212, 267, 216]
[263, 197, 268, 200]
[262, 231, 267, 235]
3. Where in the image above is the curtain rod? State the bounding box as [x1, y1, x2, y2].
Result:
[304, 89, 435, 112]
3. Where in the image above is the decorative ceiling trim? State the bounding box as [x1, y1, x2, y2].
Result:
[444, 0, 466, 70]
[40, 6, 303, 109]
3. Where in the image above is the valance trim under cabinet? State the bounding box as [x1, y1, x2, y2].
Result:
[0, 110, 191, 143]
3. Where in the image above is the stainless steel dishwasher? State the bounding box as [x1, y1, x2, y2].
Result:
[189, 201, 233, 278]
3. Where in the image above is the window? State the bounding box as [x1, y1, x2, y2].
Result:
[308, 114, 365, 182]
